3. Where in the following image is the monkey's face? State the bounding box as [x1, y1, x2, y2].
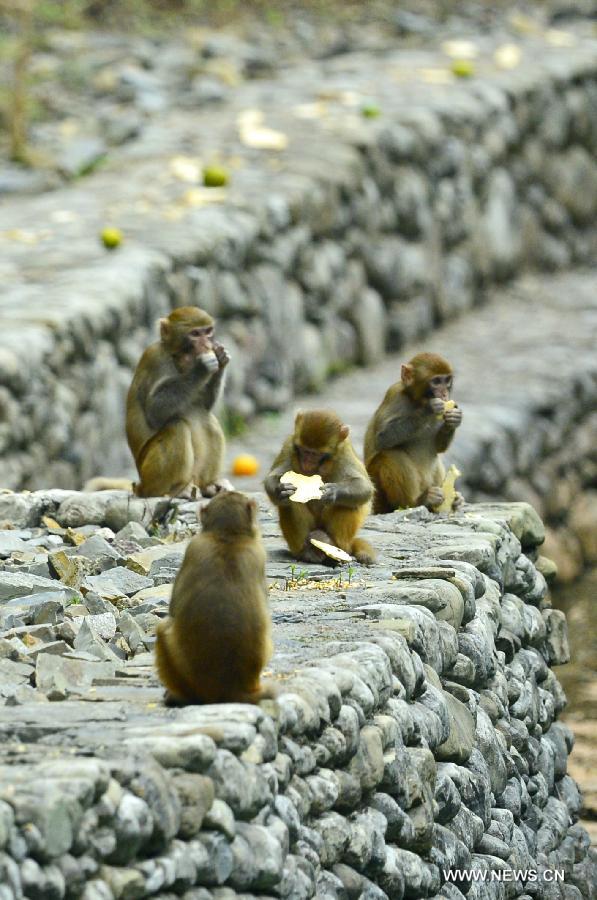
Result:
[181, 325, 214, 357]
[426, 373, 453, 402]
[159, 308, 217, 370]
[294, 443, 332, 476]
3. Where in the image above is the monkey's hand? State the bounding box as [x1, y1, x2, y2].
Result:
[213, 342, 230, 370]
[319, 483, 342, 504]
[428, 397, 446, 416]
[275, 481, 297, 504]
[423, 485, 445, 510]
[443, 405, 462, 429]
[452, 491, 465, 510]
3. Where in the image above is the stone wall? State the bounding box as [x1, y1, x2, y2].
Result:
[1, 38, 597, 490]
[0, 493, 595, 898]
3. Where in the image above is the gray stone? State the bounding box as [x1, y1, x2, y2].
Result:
[58, 138, 107, 178]
[83, 567, 154, 598]
[0, 573, 75, 604]
[435, 690, 476, 764]
[35, 652, 115, 693]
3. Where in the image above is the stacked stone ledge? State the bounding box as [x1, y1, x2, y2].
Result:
[1, 38, 597, 489]
[0, 493, 594, 898]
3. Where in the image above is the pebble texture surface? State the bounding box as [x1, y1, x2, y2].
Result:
[1, 32, 597, 488]
[0, 492, 594, 898]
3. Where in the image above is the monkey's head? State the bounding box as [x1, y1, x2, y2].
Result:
[401, 353, 453, 404]
[293, 410, 350, 476]
[200, 491, 258, 537]
[160, 307, 215, 364]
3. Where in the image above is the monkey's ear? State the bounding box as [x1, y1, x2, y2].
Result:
[159, 318, 170, 342]
[294, 410, 304, 428]
[401, 364, 414, 386]
[246, 498, 257, 524]
[339, 424, 350, 442]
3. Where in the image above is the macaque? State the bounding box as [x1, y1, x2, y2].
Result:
[364, 352, 463, 513]
[126, 306, 231, 498]
[155, 491, 274, 705]
[265, 410, 376, 566]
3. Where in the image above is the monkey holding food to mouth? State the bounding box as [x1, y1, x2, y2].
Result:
[364, 352, 463, 513]
[125, 306, 232, 499]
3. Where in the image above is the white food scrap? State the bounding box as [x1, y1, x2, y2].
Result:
[281, 470, 324, 503]
[310, 539, 353, 562]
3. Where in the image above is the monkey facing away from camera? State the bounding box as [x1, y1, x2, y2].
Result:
[265, 410, 376, 566]
[155, 491, 274, 705]
[364, 352, 463, 514]
[126, 306, 231, 498]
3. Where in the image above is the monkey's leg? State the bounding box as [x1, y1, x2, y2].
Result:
[155, 623, 197, 704]
[367, 456, 396, 513]
[351, 537, 377, 566]
[323, 506, 376, 565]
[368, 450, 423, 512]
[303, 528, 338, 566]
[417, 458, 446, 510]
[192, 414, 226, 494]
[136, 421, 195, 498]
[279, 504, 316, 558]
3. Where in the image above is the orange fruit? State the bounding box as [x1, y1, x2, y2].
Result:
[232, 454, 260, 477]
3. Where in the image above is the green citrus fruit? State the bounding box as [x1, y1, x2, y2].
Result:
[101, 227, 122, 249]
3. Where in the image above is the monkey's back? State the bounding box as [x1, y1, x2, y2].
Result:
[364, 381, 402, 466]
[160, 533, 271, 702]
[125, 343, 164, 462]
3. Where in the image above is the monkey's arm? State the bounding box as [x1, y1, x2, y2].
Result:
[201, 342, 230, 411]
[435, 426, 456, 453]
[434, 405, 462, 452]
[375, 410, 426, 450]
[145, 362, 214, 430]
[201, 368, 226, 411]
[264, 441, 297, 504]
[320, 476, 373, 508]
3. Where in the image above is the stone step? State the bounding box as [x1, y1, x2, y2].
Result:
[228, 267, 597, 502]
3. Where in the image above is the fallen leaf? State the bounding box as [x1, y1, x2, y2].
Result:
[42, 516, 62, 531]
[441, 39, 479, 59]
[170, 156, 202, 183]
[494, 44, 522, 70]
[238, 109, 288, 151]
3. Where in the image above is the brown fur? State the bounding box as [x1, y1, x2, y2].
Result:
[155, 492, 274, 705]
[364, 353, 460, 513]
[265, 410, 376, 566]
[126, 307, 227, 498]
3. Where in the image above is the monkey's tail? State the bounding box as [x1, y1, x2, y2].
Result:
[84, 476, 134, 492]
[232, 681, 278, 705]
[351, 537, 377, 566]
